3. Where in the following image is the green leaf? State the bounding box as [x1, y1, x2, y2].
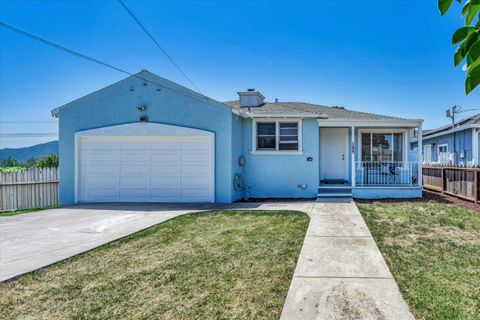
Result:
[455, 46, 465, 66]
[439, 0, 454, 15]
[452, 26, 476, 44]
[454, 31, 479, 66]
[466, 4, 480, 25]
[471, 0, 480, 5]
[465, 64, 480, 93]
[467, 39, 480, 61]
[462, 2, 471, 16]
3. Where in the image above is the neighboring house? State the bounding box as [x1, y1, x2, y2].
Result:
[411, 114, 480, 166]
[51, 70, 423, 204]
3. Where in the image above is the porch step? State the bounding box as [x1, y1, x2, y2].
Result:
[317, 187, 352, 197]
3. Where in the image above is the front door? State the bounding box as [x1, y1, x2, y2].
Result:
[320, 128, 349, 181]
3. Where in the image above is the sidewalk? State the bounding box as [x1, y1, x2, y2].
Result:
[280, 198, 414, 320]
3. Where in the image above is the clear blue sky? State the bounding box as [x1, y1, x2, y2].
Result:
[1, 0, 480, 148]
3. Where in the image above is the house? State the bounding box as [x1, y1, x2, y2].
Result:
[51, 70, 423, 204]
[411, 114, 480, 166]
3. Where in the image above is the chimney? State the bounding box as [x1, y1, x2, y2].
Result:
[238, 88, 265, 108]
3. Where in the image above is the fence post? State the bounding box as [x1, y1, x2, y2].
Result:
[441, 167, 445, 192]
[475, 170, 478, 203]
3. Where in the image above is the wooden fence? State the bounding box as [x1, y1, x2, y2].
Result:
[0, 167, 58, 212]
[423, 166, 479, 202]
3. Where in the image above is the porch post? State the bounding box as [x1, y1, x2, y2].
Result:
[418, 122, 423, 187]
[351, 126, 355, 187]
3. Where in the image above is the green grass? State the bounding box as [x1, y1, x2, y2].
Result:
[356, 201, 480, 320]
[0, 210, 309, 320]
[0, 206, 58, 217]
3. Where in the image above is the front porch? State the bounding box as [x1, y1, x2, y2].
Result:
[317, 119, 423, 198]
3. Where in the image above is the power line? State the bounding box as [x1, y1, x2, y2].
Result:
[0, 133, 58, 138]
[0, 120, 57, 124]
[0, 22, 217, 107]
[117, 0, 201, 92]
[0, 22, 144, 80]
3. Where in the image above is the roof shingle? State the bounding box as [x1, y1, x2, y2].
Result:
[224, 100, 411, 121]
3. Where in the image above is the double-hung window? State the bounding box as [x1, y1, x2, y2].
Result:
[256, 122, 276, 150]
[255, 120, 301, 152]
[361, 132, 404, 162]
[438, 144, 448, 164]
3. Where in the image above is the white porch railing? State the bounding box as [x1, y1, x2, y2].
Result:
[355, 161, 419, 187]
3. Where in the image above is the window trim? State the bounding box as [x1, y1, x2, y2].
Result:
[437, 143, 449, 164]
[252, 118, 303, 154]
[357, 129, 407, 162]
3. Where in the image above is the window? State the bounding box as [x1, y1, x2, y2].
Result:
[361, 132, 404, 162]
[255, 120, 301, 152]
[257, 122, 276, 150]
[438, 144, 448, 164]
[279, 123, 299, 150]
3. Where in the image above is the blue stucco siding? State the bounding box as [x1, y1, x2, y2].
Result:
[57, 73, 236, 204]
[231, 115, 244, 201]
[241, 118, 319, 199]
[353, 187, 422, 199]
[422, 128, 473, 164]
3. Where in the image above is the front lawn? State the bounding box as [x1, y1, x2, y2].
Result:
[357, 201, 480, 320]
[0, 210, 309, 320]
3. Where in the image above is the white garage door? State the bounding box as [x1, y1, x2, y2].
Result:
[77, 136, 214, 203]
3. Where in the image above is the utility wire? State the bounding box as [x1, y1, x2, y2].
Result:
[0, 120, 57, 124]
[117, 0, 201, 92]
[0, 22, 216, 107]
[0, 133, 58, 137]
[0, 22, 144, 80]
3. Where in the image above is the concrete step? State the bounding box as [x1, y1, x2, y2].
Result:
[317, 187, 352, 198]
[317, 193, 352, 197]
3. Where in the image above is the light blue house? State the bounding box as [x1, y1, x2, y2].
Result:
[52, 71, 423, 204]
[411, 114, 480, 166]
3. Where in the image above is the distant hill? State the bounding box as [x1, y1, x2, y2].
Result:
[0, 141, 58, 163]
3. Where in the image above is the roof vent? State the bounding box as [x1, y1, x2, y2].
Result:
[238, 89, 265, 108]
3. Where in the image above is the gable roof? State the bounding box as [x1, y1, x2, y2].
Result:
[51, 70, 233, 116]
[224, 100, 414, 121]
[422, 113, 480, 139]
[50, 70, 420, 124]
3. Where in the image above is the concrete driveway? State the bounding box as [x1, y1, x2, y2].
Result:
[0, 201, 315, 281]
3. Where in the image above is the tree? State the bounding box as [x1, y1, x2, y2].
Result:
[25, 157, 38, 167]
[35, 154, 58, 168]
[0, 156, 22, 167]
[439, 0, 480, 94]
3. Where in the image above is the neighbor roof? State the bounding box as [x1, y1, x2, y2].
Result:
[224, 100, 413, 121]
[423, 113, 480, 138]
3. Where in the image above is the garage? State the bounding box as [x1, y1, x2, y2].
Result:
[75, 123, 214, 203]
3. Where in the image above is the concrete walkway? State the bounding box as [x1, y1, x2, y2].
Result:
[280, 198, 414, 320]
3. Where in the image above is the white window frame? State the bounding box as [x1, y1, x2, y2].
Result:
[251, 118, 303, 155]
[357, 129, 407, 162]
[437, 143, 449, 164]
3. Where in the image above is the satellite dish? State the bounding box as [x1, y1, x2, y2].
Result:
[446, 109, 451, 118]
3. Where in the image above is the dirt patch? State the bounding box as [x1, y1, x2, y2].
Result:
[429, 226, 480, 244]
[355, 190, 480, 213]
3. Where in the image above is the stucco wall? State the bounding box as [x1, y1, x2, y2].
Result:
[57, 73, 235, 204]
[353, 187, 422, 199]
[241, 118, 319, 199]
[231, 115, 244, 201]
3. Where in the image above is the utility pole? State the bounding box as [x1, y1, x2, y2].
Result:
[446, 105, 461, 164]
